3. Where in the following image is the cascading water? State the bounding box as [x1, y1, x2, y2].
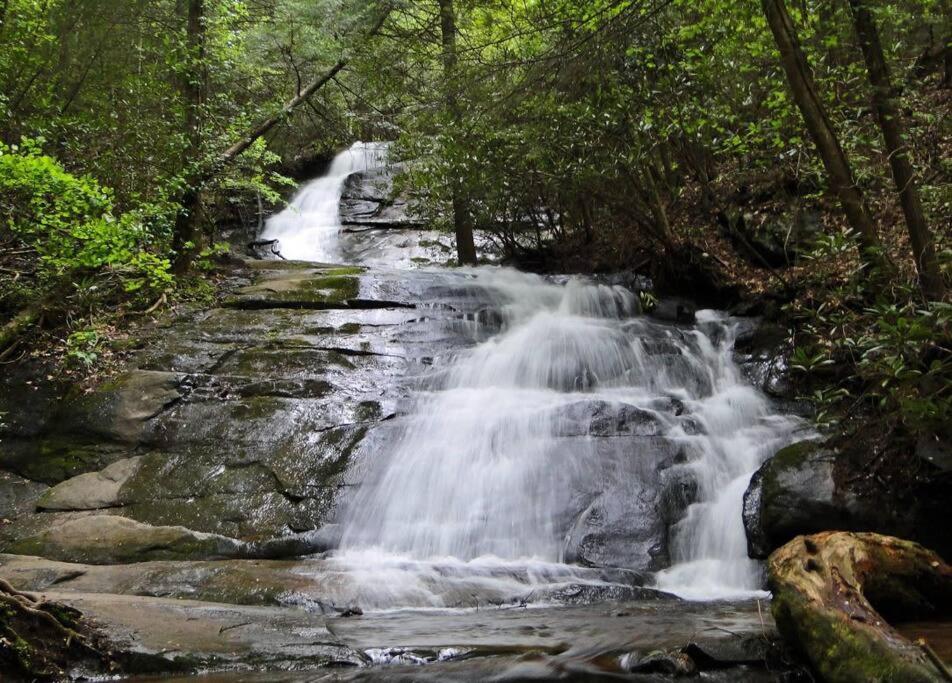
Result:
[259, 141, 387, 261]
[264, 153, 806, 610]
[321, 269, 804, 608]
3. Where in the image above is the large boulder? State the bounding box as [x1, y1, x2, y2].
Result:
[744, 440, 952, 561]
[743, 441, 842, 558]
[338, 167, 422, 229]
[769, 531, 952, 683]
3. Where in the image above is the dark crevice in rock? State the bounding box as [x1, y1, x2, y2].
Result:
[203, 347, 243, 375]
[140, 394, 184, 423]
[222, 299, 414, 312]
[308, 346, 403, 359]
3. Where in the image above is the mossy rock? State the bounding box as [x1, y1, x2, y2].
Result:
[744, 440, 843, 558]
[5, 515, 249, 564]
[59, 370, 183, 445]
[769, 531, 951, 683]
[0, 436, 132, 485]
[223, 271, 361, 310]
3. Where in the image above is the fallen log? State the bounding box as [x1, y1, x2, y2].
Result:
[769, 531, 952, 683]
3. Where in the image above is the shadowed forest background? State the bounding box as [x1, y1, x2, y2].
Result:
[3, 0, 948, 455]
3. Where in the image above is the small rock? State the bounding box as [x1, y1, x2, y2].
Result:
[622, 649, 697, 676]
[37, 457, 143, 511]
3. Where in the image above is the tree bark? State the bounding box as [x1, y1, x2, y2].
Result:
[848, 0, 945, 300]
[641, 161, 676, 251]
[762, 0, 885, 269]
[0, 306, 39, 356]
[769, 532, 952, 683]
[438, 0, 477, 266]
[213, 59, 346, 175]
[172, 0, 206, 273]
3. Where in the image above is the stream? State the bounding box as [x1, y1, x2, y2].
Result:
[204, 143, 805, 678]
[0, 143, 811, 681]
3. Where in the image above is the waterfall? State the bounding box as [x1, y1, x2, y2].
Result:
[259, 141, 387, 261]
[330, 268, 803, 606]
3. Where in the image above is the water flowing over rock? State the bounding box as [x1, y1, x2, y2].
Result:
[260, 142, 390, 262]
[328, 270, 805, 605]
[0, 155, 817, 678]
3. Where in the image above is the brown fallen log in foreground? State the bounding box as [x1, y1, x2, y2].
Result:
[769, 531, 952, 683]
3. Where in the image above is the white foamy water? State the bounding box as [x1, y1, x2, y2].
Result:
[326, 269, 803, 606]
[259, 141, 387, 261]
[264, 155, 805, 607]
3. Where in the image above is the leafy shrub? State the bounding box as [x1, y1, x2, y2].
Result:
[787, 243, 952, 435]
[0, 139, 172, 316]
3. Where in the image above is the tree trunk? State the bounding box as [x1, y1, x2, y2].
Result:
[769, 532, 952, 683]
[848, 0, 945, 300]
[0, 306, 39, 356]
[172, 0, 206, 274]
[641, 161, 676, 251]
[762, 0, 885, 269]
[438, 0, 477, 266]
[213, 60, 346, 175]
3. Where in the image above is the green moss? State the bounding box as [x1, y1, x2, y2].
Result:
[337, 322, 361, 335]
[771, 441, 819, 470]
[772, 586, 937, 683]
[301, 275, 359, 302]
[355, 401, 381, 422]
[230, 396, 284, 420]
[325, 351, 356, 369]
[761, 440, 827, 506]
[0, 436, 122, 484]
[245, 259, 319, 271]
[321, 266, 364, 276]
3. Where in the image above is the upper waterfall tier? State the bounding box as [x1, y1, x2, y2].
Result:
[260, 142, 388, 262]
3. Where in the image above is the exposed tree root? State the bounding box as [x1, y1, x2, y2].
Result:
[0, 577, 116, 680]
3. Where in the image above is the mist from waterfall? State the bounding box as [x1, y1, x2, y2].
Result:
[259, 141, 387, 261]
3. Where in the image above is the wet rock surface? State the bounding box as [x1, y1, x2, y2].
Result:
[744, 439, 952, 562]
[339, 167, 422, 230]
[0, 262, 438, 550]
[0, 259, 805, 678]
[1, 266, 658, 537]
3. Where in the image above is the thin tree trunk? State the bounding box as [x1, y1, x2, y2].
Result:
[848, 0, 945, 300]
[172, 0, 206, 273]
[641, 162, 676, 251]
[0, 307, 39, 355]
[213, 59, 347, 175]
[762, 0, 885, 269]
[208, 5, 389, 181]
[439, 0, 477, 266]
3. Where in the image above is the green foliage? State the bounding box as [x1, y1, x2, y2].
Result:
[65, 329, 103, 369]
[638, 290, 658, 313]
[787, 270, 952, 434]
[0, 140, 172, 313]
